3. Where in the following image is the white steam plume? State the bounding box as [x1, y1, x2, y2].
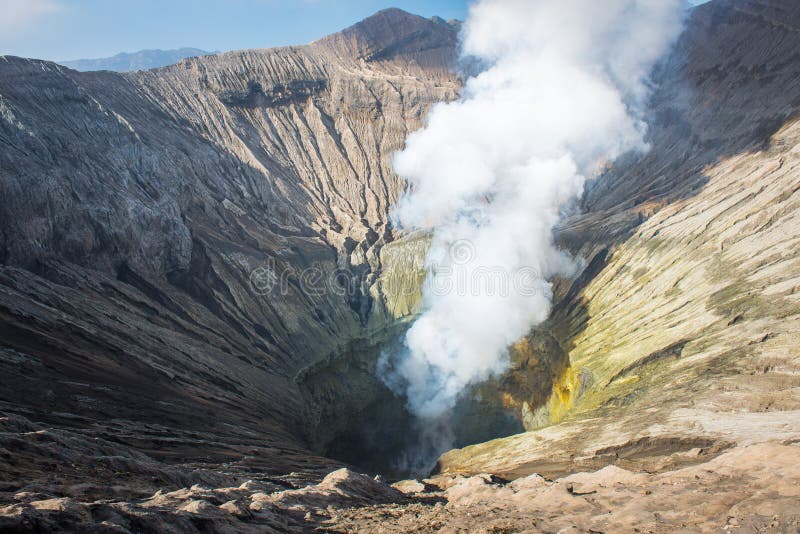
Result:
[385, 0, 684, 419]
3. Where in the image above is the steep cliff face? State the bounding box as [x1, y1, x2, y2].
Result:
[439, 0, 800, 478]
[0, 8, 458, 488]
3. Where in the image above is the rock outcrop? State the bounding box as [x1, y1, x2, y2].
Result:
[3, 442, 798, 532]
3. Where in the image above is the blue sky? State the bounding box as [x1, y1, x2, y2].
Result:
[0, 0, 469, 61]
[0, 0, 710, 62]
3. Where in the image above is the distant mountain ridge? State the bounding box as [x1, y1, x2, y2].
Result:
[59, 47, 211, 72]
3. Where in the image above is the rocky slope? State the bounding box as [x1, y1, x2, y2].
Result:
[1, 0, 800, 531]
[0, 7, 458, 492]
[3, 442, 799, 532]
[440, 0, 800, 478]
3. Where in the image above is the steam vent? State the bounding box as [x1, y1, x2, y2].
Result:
[2, 1, 800, 531]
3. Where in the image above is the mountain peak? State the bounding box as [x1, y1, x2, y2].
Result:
[315, 8, 459, 68]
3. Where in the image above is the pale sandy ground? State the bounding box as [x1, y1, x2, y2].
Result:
[2, 442, 798, 532]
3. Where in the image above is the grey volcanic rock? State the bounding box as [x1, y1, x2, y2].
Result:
[0, 7, 458, 493]
[572, 0, 800, 242]
[59, 48, 212, 72]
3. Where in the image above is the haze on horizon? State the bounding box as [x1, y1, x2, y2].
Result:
[1, 0, 710, 63]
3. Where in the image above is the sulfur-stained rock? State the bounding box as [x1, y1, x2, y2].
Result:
[437, 0, 800, 482]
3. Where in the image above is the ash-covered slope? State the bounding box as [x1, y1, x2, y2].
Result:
[0, 8, 458, 491]
[440, 0, 800, 479]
